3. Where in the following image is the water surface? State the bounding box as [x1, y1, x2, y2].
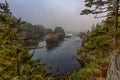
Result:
[32, 37, 81, 75]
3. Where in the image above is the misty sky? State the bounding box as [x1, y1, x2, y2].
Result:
[5, 0, 103, 32]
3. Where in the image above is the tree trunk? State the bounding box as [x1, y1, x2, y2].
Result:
[113, 0, 119, 49]
[106, 51, 120, 80]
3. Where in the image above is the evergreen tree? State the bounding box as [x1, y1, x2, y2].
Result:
[81, 0, 120, 80]
[81, 0, 120, 48]
[0, 1, 52, 80]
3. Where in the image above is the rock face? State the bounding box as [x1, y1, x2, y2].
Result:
[45, 33, 59, 49]
[106, 51, 120, 80]
[76, 52, 95, 67]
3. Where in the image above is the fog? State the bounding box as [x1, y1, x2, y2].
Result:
[6, 0, 103, 32]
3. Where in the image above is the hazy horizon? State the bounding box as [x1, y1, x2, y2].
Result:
[5, 0, 103, 32]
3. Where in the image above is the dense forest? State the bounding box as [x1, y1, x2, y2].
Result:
[0, 0, 120, 80]
[19, 22, 46, 47]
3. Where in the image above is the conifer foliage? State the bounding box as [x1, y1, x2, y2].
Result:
[0, 1, 52, 80]
[81, 0, 120, 48]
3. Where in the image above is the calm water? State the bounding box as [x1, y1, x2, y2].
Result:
[31, 37, 81, 75]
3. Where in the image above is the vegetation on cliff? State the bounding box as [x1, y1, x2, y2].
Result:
[69, 0, 120, 79]
[70, 19, 113, 79]
[0, 1, 53, 79]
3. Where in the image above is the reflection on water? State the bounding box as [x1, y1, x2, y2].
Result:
[31, 37, 81, 75]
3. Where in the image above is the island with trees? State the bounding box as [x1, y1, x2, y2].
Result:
[45, 27, 65, 49]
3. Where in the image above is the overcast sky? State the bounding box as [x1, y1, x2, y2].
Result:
[4, 0, 103, 32]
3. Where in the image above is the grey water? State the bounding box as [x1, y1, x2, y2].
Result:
[31, 37, 81, 75]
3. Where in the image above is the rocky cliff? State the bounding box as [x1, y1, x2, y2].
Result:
[107, 50, 120, 80]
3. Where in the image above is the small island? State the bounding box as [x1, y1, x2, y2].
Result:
[45, 27, 65, 49]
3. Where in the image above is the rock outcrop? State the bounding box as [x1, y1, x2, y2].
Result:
[76, 52, 95, 67]
[106, 50, 120, 80]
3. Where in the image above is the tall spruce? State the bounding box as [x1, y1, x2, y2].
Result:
[81, 0, 120, 49]
[0, 1, 52, 80]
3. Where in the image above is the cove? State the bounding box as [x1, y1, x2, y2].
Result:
[31, 37, 81, 76]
